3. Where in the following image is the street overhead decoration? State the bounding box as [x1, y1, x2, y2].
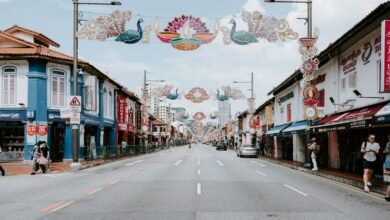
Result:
[300, 28, 320, 120]
[193, 112, 207, 121]
[154, 15, 219, 51]
[77, 10, 152, 44]
[184, 87, 210, 103]
[77, 10, 297, 48]
[220, 11, 298, 45]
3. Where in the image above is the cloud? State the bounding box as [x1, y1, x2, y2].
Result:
[243, 0, 265, 13]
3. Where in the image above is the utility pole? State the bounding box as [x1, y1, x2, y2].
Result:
[72, 0, 80, 167]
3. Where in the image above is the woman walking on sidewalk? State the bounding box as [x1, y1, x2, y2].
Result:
[0, 165, 5, 176]
[361, 134, 380, 192]
[308, 138, 320, 171]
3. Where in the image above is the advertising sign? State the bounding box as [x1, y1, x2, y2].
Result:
[70, 112, 81, 125]
[37, 122, 48, 142]
[117, 96, 127, 131]
[26, 122, 37, 145]
[381, 20, 390, 92]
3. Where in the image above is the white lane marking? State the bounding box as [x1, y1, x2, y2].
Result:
[126, 160, 143, 166]
[108, 180, 120, 185]
[45, 173, 71, 178]
[174, 160, 183, 166]
[283, 184, 308, 197]
[216, 160, 224, 166]
[198, 160, 201, 165]
[197, 169, 201, 175]
[87, 187, 103, 195]
[256, 170, 267, 176]
[197, 183, 201, 195]
[250, 161, 266, 167]
[50, 201, 75, 212]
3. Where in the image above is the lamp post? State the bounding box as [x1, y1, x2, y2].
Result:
[265, 0, 313, 167]
[142, 70, 165, 146]
[264, 0, 312, 37]
[233, 72, 255, 145]
[72, 1, 121, 167]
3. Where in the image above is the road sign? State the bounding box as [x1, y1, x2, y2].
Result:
[68, 96, 81, 112]
[60, 109, 71, 118]
[70, 111, 80, 125]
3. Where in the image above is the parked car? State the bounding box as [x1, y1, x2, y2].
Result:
[216, 142, 227, 151]
[237, 144, 256, 157]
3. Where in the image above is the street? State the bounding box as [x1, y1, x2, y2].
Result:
[0, 144, 389, 220]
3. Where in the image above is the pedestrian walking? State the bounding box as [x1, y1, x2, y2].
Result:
[383, 135, 390, 200]
[30, 141, 41, 175]
[308, 138, 320, 171]
[361, 134, 380, 192]
[0, 164, 5, 176]
[38, 141, 50, 174]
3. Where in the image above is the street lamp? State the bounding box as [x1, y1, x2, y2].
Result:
[266, 0, 313, 168]
[72, 0, 121, 167]
[264, 0, 312, 37]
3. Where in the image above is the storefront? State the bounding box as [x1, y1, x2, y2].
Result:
[281, 120, 311, 163]
[312, 102, 387, 173]
[266, 123, 290, 159]
[0, 110, 27, 160]
[48, 111, 65, 162]
[81, 114, 101, 159]
[0, 109, 26, 161]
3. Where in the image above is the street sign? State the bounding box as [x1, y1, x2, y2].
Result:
[60, 109, 71, 118]
[70, 111, 81, 125]
[68, 96, 81, 112]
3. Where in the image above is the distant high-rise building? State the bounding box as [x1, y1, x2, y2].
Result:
[218, 100, 231, 127]
[158, 102, 170, 122]
[171, 107, 187, 122]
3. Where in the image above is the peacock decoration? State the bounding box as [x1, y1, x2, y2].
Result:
[77, 10, 152, 44]
[220, 11, 298, 45]
[166, 89, 179, 100]
[216, 89, 229, 101]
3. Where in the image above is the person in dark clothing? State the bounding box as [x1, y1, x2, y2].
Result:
[38, 141, 50, 173]
[0, 165, 5, 176]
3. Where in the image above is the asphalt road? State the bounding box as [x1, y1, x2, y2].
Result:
[1, 144, 390, 220]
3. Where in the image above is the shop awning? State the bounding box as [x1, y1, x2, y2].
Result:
[375, 102, 390, 124]
[266, 123, 290, 136]
[282, 120, 309, 135]
[312, 102, 386, 133]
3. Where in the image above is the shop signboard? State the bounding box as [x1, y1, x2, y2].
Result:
[0, 110, 26, 121]
[117, 96, 127, 131]
[381, 20, 390, 92]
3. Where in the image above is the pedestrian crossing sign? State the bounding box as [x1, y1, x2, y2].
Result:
[68, 96, 81, 112]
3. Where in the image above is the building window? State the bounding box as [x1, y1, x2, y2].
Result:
[84, 75, 97, 111]
[2, 67, 16, 105]
[50, 70, 66, 107]
[341, 78, 347, 91]
[103, 88, 108, 117]
[287, 104, 291, 123]
[348, 72, 356, 88]
[109, 91, 113, 118]
[318, 90, 325, 107]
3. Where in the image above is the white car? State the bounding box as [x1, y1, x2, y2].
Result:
[237, 144, 257, 158]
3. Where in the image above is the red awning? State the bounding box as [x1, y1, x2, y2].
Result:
[313, 103, 386, 132]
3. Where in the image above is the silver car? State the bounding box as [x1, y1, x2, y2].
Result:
[237, 144, 257, 158]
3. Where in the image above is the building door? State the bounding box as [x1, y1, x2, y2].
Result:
[50, 122, 64, 162]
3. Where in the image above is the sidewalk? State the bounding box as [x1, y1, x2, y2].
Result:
[258, 156, 387, 195]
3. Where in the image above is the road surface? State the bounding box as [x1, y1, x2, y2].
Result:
[0, 144, 389, 220]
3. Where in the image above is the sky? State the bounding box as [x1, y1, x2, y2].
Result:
[1, 0, 388, 120]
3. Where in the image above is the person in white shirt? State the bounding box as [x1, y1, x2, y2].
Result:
[361, 134, 380, 192]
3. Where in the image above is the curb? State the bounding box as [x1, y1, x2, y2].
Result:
[259, 156, 386, 196]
